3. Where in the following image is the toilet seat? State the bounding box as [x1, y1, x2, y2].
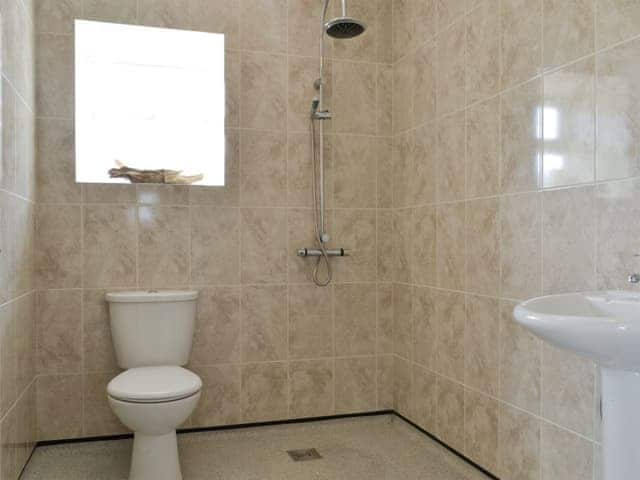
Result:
[108, 366, 202, 404]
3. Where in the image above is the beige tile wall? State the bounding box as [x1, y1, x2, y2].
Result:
[33, 0, 394, 442]
[390, 0, 640, 479]
[0, 0, 38, 478]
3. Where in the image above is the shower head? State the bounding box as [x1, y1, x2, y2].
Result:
[324, 16, 366, 39]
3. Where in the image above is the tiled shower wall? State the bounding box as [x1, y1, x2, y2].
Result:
[0, 0, 38, 478]
[391, 0, 640, 479]
[34, 0, 395, 442]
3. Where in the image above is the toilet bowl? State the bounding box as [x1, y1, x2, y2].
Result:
[105, 290, 201, 480]
[108, 366, 201, 480]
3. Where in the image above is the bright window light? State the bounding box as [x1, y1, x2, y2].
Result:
[75, 20, 225, 186]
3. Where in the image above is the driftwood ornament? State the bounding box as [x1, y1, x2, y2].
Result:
[108, 160, 204, 185]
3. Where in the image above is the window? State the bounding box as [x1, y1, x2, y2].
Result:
[75, 20, 225, 186]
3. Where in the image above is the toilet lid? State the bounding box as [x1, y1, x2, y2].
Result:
[107, 366, 202, 403]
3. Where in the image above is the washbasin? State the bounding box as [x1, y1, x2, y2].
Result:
[514, 290, 640, 480]
[514, 290, 640, 370]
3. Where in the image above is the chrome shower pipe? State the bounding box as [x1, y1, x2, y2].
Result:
[316, 0, 331, 242]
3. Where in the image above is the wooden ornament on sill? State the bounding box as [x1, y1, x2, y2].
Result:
[108, 160, 204, 185]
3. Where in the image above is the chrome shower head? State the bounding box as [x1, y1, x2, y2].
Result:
[324, 16, 366, 39]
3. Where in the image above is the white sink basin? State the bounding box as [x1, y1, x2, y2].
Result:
[514, 291, 640, 480]
[514, 290, 640, 370]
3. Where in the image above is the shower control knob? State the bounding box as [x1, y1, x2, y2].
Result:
[321, 233, 330, 243]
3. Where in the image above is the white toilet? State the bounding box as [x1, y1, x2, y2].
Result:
[105, 290, 202, 480]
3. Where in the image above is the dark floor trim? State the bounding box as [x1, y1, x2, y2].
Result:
[392, 412, 500, 480]
[34, 409, 498, 480]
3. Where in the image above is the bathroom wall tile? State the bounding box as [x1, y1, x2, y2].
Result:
[377, 209, 393, 282]
[465, 295, 499, 396]
[188, 131, 240, 206]
[1, 81, 16, 193]
[0, 397, 17, 480]
[288, 284, 333, 359]
[241, 208, 287, 284]
[15, 293, 36, 395]
[393, 130, 414, 208]
[466, 198, 499, 296]
[36, 374, 83, 441]
[500, 192, 542, 300]
[414, 0, 437, 45]
[542, 344, 595, 438]
[464, 389, 499, 474]
[35, 205, 81, 289]
[191, 287, 241, 366]
[333, 135, 377, 208]
[414, 41, 436, 128]
[498, 404, 541, 480]
[413, 286, 436, 369]
[541, 421, 593, 480]
[392, 0, 414, 62]
[543, 0, 594, 70]
[288, 56, 332, 134]
[377, 0, 393, 63]
[135, 185, 188, 206]
[377, 137, 393, 209]
[0, 194, 14, 303]
[191, 364, 241, 427]
[287, 0, 326, 57]
[501, 78, 542, 194]
[377, 354, 394, 409]
[435, 290, 465, 382]
[499, 300, 541, 414]
[35, 37, 73, 119]
[241, 362, 288, 422]
[393, 356, 412, 417]
[83, 373, 127, 436]
[35, 0, 81, 34]
[466, 1, 500, 105]
[83, 205, 137, 288]
[240, 51, 287, 130]
[596, 0, 640, 48]
[191, 207, 240, 285]
[188, 0, 240, 49]
[0, 302, 17, 415]
[542, 186, 596, 294]
[241, 0, 286, 53]
[543, 58, 595, 188]
[377, 283, 394, 354]
[240, 130, 287, 207]
[287, 133, 318, 208]
[437, 21, 465, 116]
[436, 112, 466, 202]
[36, 290, 82, 375]
[333, 209, 377, 282]
[138, 0, 188, 28]
[437, 0, 466, 30]
[333, 60, 377, 135]
[393, 283, 412, 360]
[15, 100, 36, 201]
[436, 202, 466, 291]
[393, 54, 414, 134]
[596, 178, 640, 289]
[138, 206, 189, 288]
[82, 289, 118, 373]
[335, 284, 376, 356]
[82, 184, 136, 205]
[412, 364, 437, 432]
[36, 119, 79, 204]
[412, 206, 436, 286]
[241, 285, 287, 362]
[225, 52, 241, 128]
[82, 0, 138, 23]
[501, 0, 542, 89]
[335, 356, 376, 414]
[597, 37, 640, 181]
[412, 123, 437, 206]
[377, 65, 393, 136]
[331, 0, 378, 62]
[289, 359, 334, 418]
[13, 197, 35, 296]
[436, 376, 464, 452]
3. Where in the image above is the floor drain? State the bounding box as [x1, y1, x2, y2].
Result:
[287, 448, 322, 462]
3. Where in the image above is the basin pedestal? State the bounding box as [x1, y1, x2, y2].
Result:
[601, 367, 640, 480]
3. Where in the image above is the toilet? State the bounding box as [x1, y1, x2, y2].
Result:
[105, 290, 202, 480]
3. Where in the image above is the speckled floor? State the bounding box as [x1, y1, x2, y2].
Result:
[21, 415, 491, 480]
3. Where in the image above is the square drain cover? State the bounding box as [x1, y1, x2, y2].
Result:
[287, 448, 322, 462]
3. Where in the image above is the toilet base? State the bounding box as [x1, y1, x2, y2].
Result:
[130, 431, 182, 480]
